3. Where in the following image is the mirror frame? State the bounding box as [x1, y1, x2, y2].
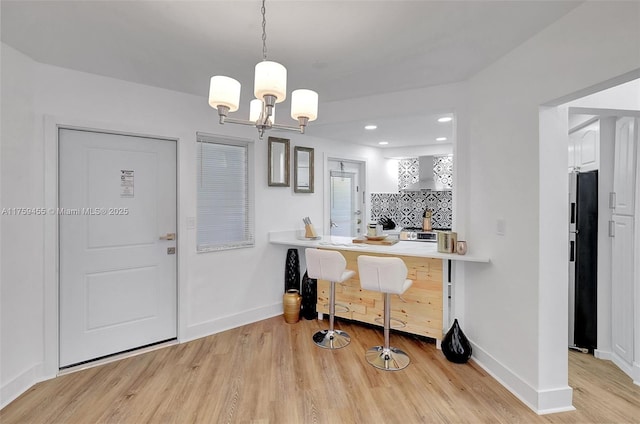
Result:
[267, 136, 290, 187]
[294, 146, 314, 193]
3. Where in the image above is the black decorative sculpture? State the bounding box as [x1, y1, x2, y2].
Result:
[300, 271, 317, 320]
[441, 319, 472, 364]
[284, 248, 300, 292]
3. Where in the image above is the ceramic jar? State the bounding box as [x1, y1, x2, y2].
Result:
[283, 289, 302, 323]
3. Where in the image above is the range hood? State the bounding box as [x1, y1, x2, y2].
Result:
[403, 156, 444, 191]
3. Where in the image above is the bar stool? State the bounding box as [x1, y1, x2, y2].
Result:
[305, 248, 355, 349]
[357, 255, 413, 370]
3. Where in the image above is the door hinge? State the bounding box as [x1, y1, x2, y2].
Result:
[609, 220, 615, 237]
[609, 192, 616, 209]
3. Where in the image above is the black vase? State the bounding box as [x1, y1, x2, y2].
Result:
[284, 248, 301, 293]
[300, 271, 317, 320]
[442, 319, 472, 364]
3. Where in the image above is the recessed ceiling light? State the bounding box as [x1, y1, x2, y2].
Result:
[436, 137, 447, 142]
[364, 125, 377, 130]
[437, 117, 453, 123]
[378, 141, 389, 145]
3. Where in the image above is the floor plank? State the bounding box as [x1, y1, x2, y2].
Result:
[1, 316, 639, 423]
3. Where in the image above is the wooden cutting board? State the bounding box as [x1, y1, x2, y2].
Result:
[352, 237, 399, 246]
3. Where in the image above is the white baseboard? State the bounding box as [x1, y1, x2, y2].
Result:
[1, 363, 43, 410]
[634, 362, 640, 386]
[611, 353, 634, 379]
[594, 349, 612, 360]
[471, 341, 574, 415]
[182, 302, 282, 343]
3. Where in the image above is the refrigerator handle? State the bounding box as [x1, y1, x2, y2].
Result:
[609, 192, 616, 209]
[570, 202, 576, 224]
[569, 241, 575, 262]
[609, 220, 615, 237]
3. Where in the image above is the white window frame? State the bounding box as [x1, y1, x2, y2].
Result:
[196, 132, 255, 252]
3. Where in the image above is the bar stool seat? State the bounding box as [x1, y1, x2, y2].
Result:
[305, 248, 355, 349]
[357, 255, 413, 370]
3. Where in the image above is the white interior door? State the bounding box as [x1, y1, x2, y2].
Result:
[59, 128, 177, 367]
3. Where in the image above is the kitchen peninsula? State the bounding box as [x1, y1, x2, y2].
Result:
[269, 231, 490, 347]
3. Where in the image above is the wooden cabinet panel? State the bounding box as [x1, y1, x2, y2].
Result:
[317, 250, 444, 341]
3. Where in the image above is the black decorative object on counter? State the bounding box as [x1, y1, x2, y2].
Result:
[300, 271, 317, 320]
[284, 248, 301, 292]
[441, 319, 472, 364]
[378, 216, 396, 230]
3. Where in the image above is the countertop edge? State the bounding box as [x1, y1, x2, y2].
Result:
[268, 231, 490, 263]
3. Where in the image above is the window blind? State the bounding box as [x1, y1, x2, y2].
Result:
[197, 133, 254, 251]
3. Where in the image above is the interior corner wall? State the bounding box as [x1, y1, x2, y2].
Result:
[459, 1, 640, 413]
[0, 44, 44, 408]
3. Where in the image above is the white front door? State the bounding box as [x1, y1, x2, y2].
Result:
[59, 128, 177, 368]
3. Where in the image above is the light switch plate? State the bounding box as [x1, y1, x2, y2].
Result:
[496, 218, 506, 236]
[187, 217, 196, 229]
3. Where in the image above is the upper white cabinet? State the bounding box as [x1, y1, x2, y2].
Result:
[612, 117, 638, 216]
[569, 120, 600, 172]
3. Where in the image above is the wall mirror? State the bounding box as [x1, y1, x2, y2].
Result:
[268, 137, 290, 187]
[294, 146, 314, 193]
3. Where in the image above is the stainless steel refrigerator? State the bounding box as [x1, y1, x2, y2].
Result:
[568, 170, 598, 351]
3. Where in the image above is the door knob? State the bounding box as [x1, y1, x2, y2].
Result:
[159, 233, 176, 240]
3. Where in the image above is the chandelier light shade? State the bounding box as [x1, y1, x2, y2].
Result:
[207, 0, 318, 139]
[250, 99, 275, 123]
[291, 89, 318, 121]
[208, 76, 241, 112]
[249, 99, 263, 122]
[254, 61, 287, 102]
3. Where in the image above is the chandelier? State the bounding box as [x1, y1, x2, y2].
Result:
[208, 0, 318, 139]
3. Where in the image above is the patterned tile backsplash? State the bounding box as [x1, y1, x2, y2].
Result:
[371, 191, 452, 229]
[375, 155, 453, 229]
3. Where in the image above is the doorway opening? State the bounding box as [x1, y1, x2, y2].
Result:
[541, 74, 640, 390]
[326, 158, 366, 237]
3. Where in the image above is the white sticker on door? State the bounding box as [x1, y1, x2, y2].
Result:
[121, 170, 134, 197]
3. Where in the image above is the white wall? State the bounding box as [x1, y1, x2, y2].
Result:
[0, 43, 385, 407]
[566, 78, 640, 110]
[1, 42, 44, 408]
[460, 1, 640, 413]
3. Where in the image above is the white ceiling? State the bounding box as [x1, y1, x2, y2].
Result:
[1, 0, 582, 147]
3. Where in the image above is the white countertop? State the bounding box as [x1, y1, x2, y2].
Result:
[268, 231, 490, 263]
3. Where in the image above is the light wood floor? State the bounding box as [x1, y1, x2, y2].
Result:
[1, 316, 639, 423]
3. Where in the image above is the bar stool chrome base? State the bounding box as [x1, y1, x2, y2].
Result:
[365, 346, 410, 370]
[313, 329, 350, 349]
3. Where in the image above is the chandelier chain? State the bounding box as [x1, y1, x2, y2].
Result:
[261, 0, 267, 60]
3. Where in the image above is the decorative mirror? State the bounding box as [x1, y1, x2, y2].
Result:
[294, 146, 314, 193]
[268, 137, 290, 187]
